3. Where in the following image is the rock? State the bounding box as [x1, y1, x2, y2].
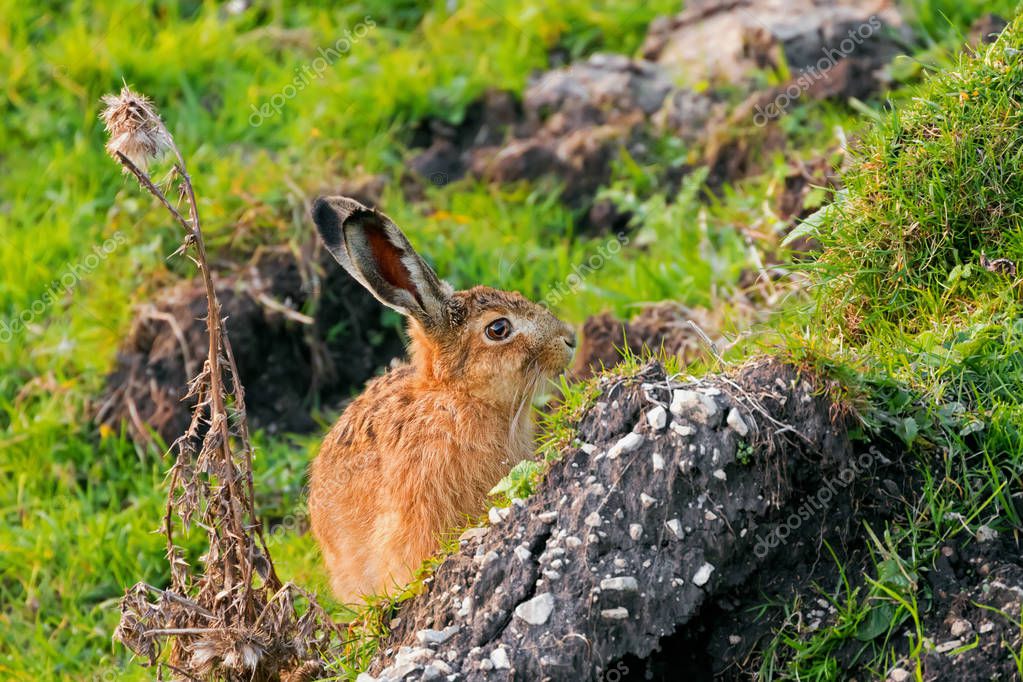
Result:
[651, 452, 665, 471]
[693, 563, 715, 587]
[514, 593, 555, 625]
[537, 510, 558, 524]
[459, 526, 489, 543]
[665, 518, 684, 539]
[640, 493, 657, 509]
[888, 668, 910, 682]
[949, 619, 972, 638]
[607, 432, 644, 459]
[629, 524, 643, 541]
[727, 407, 749, 437]
[490, 647, 511, 670]
[601, 607, 630, 620]
[646, 405, 668, 430]
[488, 506, 510, 525]
[584, 512, 602, 527]
[421, 660, 452, 681]
[514, 545, 532, 562]
[976, 524, 998, 542]
[416, 625, 460, 646]
[600, 577, 639, 592]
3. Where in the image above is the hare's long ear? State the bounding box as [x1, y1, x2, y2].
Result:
[312, 196, 453, 327]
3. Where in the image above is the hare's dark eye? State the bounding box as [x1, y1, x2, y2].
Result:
[485, 317, 512, 341]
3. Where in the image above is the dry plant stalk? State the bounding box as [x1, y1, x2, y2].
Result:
[102, 86, 340, 681]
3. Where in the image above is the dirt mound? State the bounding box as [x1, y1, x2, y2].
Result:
[96, 246, 403, 442]
[409, 3, 907, 230]
[356, 358, 1022, 680]
[361, 359, 865, 680]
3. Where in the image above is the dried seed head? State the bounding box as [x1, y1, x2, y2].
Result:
[100, 86, 173, 171]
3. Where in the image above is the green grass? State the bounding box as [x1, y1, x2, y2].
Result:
[0, 0, 1018, 679]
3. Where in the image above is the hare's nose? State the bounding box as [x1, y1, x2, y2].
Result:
[561, 330, 577, 349]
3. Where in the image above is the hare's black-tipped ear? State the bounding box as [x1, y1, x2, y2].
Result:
[312, 196, 453, 326]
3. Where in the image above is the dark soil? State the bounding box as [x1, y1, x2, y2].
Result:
[571, 303, 728, 379]
[96, 246, 403, 442]
[364, 359, 866, 680]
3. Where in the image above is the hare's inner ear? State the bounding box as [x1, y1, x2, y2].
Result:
[312, 196, 453, 326]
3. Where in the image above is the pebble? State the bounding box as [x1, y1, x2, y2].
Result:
[671, 423, 696, 437]
[601, 607, 630, 620]
[646, 405, 668, 430]
[665, 518, 683, 539]
[979, 621, 995, 634]
[459, 527, 489, 543]
[888, 668, 910, 682]
[693, 562, 715, 587]
[514, 545, 532, 562]
[651, 452, 665, 471]
[514, 592, 555, 625]
[713, 469, 727, 481]
[565, 535, 583, 549]
[490, 647, 511, 670]
[976, 524, 998, 542]
[488, 507, 510, 524]
[950, 619, 972, 637]
[726, 407, 749, 437]
[416, 625, 460, 646]
[580, 443, 597, 455]
[600, 576, 639, 592]
[728, 635, 742, 645]
[607, 432, 644, 459]
[585, 512, 602, 527]
[537, 510, 558, 524]
[421, 661, 452, 681]
[629, 524, 643, 541]
[640, 493, 657, 509]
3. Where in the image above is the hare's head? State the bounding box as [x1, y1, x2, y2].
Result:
[312, 196, 575, 404]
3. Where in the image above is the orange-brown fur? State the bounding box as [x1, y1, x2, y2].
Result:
[310, 286, 573, 602]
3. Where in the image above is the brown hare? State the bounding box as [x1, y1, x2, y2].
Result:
[308, 196, 576, 603]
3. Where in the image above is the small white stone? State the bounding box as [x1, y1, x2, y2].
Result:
[629, 524, 643, 541]
[713, 469, 727, 481]
[726, 407, 749, 437]
[537, 510, 558, 524]
[490, 647, 511, 670]
[950, 619, 972, 637]
[565, 535, 583, 548]
[671, 423, 696, 437]
[651, 452, 665, 471]
[976, 524, 998, 542]
[665, 518, 683, 538]
[514, 593, 555, 625]
[600, 576, 639, 592]
[704, 511, 718, 521]
[646, 405, 668, 430]
[640, 493, 657, 509]
[728, 635, 742, 645]
[584, 512, 602, 527]
[601, 607, 630, 620]
[888, 668, 910, 682]
[416, 625, 460, 646]
[488, 507, 509, 524]
[979, 621, 995, 634]
[693, 562, 715, 587]
[607, 432, 644, 459]
[514, 545, 532, 562]
[580, 443, 597, 454]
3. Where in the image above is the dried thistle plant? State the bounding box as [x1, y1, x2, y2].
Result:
[102, 86, 341, 681]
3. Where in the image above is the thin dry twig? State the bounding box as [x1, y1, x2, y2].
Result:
[103, 86, 340, 681]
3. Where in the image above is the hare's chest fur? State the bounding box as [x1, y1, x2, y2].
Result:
[309, 366, 532, 600]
